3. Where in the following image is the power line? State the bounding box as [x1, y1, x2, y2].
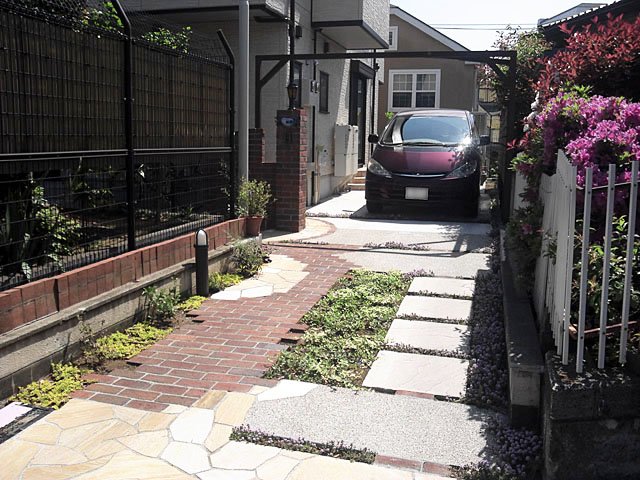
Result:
[434, 26, 538, 30]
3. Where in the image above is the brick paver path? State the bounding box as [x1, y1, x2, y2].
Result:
[76, 245, 352, 411]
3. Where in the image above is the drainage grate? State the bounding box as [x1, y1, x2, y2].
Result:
[0, 403, 51, 444]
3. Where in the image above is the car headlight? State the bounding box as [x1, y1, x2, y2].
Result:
[446, 157, 478, 179]
[368, 158, 392, 178]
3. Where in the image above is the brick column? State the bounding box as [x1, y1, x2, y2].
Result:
[275, 109, 307, 232]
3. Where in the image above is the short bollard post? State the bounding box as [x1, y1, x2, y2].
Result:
[195, 229, 209, 297]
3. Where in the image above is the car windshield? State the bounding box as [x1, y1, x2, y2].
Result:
[381, 115, 471, 146]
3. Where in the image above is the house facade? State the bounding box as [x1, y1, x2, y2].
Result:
[123, 0, 389, 203]
[377, 6, 478, 133]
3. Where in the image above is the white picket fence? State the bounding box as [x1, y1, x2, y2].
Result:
[533, 151, 639, 372]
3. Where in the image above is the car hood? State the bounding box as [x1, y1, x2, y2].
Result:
[372, 145, 462, 175]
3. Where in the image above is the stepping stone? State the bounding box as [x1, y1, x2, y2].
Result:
[409, 277, 475, 299]
[397, 296, 472, 322]
[385, 319, 468, 353]
[363, 351, 468, 398]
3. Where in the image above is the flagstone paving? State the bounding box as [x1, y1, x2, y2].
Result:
[211, 255, 309, 300]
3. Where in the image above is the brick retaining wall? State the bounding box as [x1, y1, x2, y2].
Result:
[0, 219, 246, 335]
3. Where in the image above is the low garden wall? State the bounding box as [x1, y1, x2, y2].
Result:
[542, 354, 640, 480]
[0, 218, 246, 400]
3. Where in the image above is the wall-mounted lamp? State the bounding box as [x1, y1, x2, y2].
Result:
[323, 41, 330, 54]
[287, 82, 299, 110]
[295, 24, 303, 38]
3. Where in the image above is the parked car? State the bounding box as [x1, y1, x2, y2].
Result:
[365, 109, 489, 216]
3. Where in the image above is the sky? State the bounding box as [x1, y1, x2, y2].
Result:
[390, 1, 615, 50]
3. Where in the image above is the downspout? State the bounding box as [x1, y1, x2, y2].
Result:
[311, 27, 318, 204]
[370, 51, 378, 159]
[288, 0, 296, 109]
[111, 0, 136, 251]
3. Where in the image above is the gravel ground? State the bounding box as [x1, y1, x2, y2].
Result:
[337, 249, 491, 278]
[244, 384, 505, 466]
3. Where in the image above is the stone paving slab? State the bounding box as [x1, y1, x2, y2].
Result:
[363, 351, 468, 399]
[245, 381, 501, 467]
[385, 319, 469, 353]
[409, 277, 475, 298]
[397, 296, 472, 321]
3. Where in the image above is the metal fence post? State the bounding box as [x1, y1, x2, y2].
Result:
[217, 30, 236, 218]
[112, 0, 136, 250]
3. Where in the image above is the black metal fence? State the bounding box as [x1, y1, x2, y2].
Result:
[0, 0, 235, 291]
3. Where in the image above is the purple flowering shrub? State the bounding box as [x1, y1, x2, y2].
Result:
[465, 271, 508, 410]
[537, 92, 640, 214]
[454, 419, 542, 480]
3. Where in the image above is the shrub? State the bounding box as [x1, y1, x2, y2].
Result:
[537, 14, 640, 102]
[11, 363, 92, 409]
[236, 179, 272, 217]
[232, 240, 270, 278]
[142, 284, 181, 322]
[208, 272, 243, 292]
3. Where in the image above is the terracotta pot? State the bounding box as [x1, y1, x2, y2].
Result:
[245, 216, 263, 236]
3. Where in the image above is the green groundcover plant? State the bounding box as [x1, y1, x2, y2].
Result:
[265, 270, 409, 388]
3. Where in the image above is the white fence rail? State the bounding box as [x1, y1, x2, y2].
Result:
[533, 151, 639, 372]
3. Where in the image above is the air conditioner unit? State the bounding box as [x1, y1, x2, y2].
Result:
[334, 125, 358, 177]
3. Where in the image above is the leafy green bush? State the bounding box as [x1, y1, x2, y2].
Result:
[232, 240, 270, 278]
[92, 323, 172, 361]
[573, 216, 640, 329]
[265, 270, 409, 388]
[236, 179, 272, 217]
[142, 284, 181, 322]
[208, 272, 243, 292]
[11, 363, 91, 409]
[1, 182, 81, 281]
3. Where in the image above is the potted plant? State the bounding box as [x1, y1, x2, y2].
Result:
[236, 178, 272, 236]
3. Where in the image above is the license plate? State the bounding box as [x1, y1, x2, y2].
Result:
[405, 187, 429, 200]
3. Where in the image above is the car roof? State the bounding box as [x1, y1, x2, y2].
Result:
[394, 109, 469, 118]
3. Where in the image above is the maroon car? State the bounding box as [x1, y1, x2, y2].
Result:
[365, 109, 488, 216]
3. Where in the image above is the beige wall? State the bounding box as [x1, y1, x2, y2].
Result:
[377, 14, 477, 134]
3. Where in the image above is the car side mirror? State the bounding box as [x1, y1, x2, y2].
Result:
[367, 134, 379, 144]
[479, 135, 490, 146]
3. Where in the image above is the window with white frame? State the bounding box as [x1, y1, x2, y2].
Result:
[388, 26, 398, 51]
[388, 69, 440, 111]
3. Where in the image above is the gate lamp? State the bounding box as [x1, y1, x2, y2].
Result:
[287, 81, 298, 110]
[194, 229, 209, 297]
